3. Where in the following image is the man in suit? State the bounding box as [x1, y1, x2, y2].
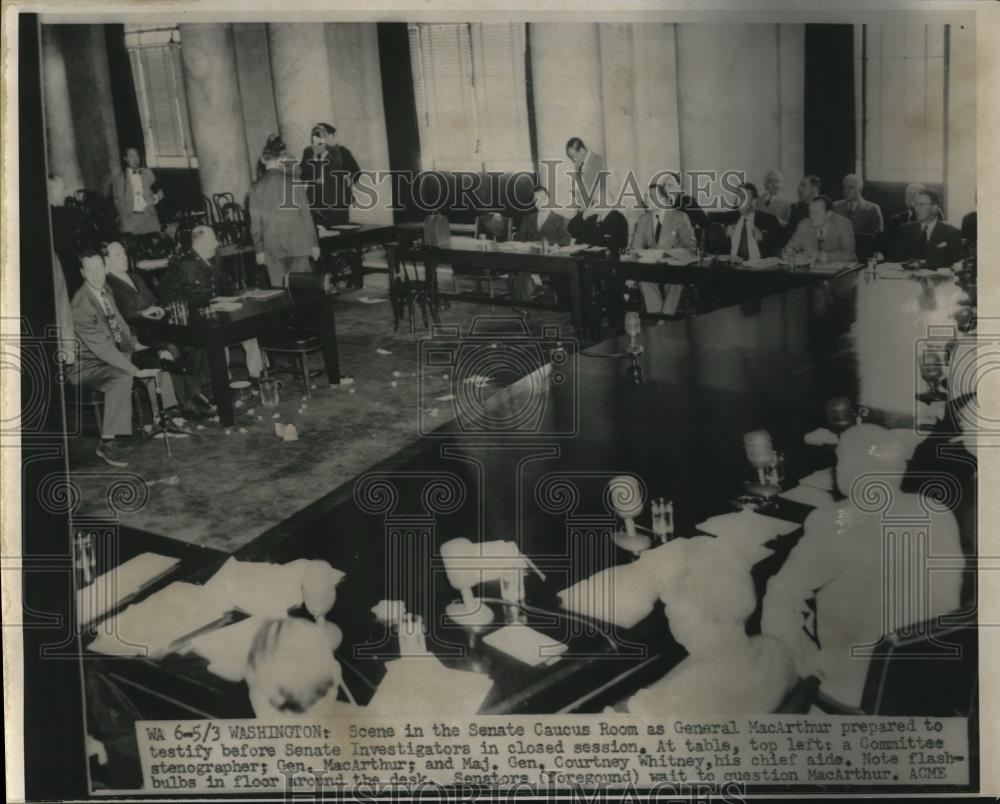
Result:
[759, 169, 792, 227]
[68, 250, 182, 466]
[883, 182, 925, 251]
[250, 135, 320, 287]
[833, 173, 884, 236]
[629, 179, 697, 316]
[784, 195, 856, 263]
[299, 122, 361, 227]
[565, 137, 610, 217]
[512, 185, 572, 301]
[785, 175, 822, 238]
[110, 147, 163, 235]
[891, 189, 963, 268]
[722, 182, 784, 260]
[158, 226, 264, 379]
[961, 209, 977, 246]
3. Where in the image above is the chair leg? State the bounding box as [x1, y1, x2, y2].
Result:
[300, 353, 310, 397]
[92, 402, 103, 437]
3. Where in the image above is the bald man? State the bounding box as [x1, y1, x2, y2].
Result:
[833, 173, 883, 236]
[759, 169, 792, 227]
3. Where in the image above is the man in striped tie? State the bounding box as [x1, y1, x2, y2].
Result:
[68, 249, 183, 466]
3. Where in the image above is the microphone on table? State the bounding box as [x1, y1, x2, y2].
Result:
[743, 429, 781, 497]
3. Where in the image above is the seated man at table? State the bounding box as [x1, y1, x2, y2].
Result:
[890, 189, 964, 268]
[104, 240, 214, 418]
[68, 250, 186, 467]
[784, 195, 857, 264]
[157, 225, 264, 380]
[761, 424, 963, 708]
[721, 182, 784, 260]
[512, 185, 571, 300]
[630, 177, 697, 316]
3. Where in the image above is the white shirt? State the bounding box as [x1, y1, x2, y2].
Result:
[129, 168, 147, 212]
[730, 211, 761, 261]
[921, 219, 938, 241]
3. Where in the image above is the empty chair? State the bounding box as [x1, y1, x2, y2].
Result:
[259, 328, 324, 397]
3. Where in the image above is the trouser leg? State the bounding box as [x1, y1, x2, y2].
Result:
[639, 282, 664, 314]
[285, 255, 313, 274]
[72, 362, 134, 437]
[243, 339, 263, 378]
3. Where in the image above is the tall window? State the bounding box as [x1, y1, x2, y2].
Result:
[860, 23, 946, 183]
[408, 23, 533, 173]
[125, 24, 197, 169]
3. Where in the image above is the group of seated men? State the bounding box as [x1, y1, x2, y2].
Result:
[68, 225, 263, 467]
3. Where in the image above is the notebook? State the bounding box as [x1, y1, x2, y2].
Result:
[482, 626, 567, 666]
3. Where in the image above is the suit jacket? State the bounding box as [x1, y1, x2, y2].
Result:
[568, 210, 629, 250]
[719, 209, 784, 259]
[249, 167, 319, 259]
[961, 211, 977, 244]
[106, 272, 159, 321]
[785, 200, 809, 238]
[70, 283, 138, 374]
[892, 219, 963, 267]
[758, 193, 792, 227]
[298, 144, 361, 211]
[833, 197, 884, 236]
[630, 208, 696, 250]
[157, 253, 236, 305]
[786, 214, 857, 262]
[573, 150, 610, 213]
[111, 168, 160, 234]
[515, 210, 571, 246]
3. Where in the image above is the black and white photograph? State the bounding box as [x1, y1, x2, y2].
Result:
[3, 0, 997, 800]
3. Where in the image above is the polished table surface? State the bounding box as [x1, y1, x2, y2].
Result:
[97, 267, 975, 719]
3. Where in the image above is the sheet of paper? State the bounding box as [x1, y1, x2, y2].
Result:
[799, 467, 835, 492]
[482, 625, 567, 666]
[779, 484, 835, 507]
[202, 557, 316, 617]
[558, 560, 660, 628]
[76, 552, 180, 627]
[88, 582, 230, 658]
[696, 510, 800, 545]
[184, 615, 265, 682]
[366, 657, 493, 716]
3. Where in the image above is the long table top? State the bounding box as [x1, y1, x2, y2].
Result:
[90, 267, 976, 718]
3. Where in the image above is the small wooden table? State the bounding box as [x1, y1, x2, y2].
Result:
[132, 292, 340, 426]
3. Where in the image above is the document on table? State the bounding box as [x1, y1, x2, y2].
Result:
[483, 625, 567, 666]
[366, 656, 493, 715]
[779, 484, 835, 507]
[695, 510, 800, 563]
[76, 552, 180, 627]
[798, 467, 836, 491]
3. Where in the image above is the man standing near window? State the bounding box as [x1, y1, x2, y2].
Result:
[111, 146, 164, 235]
[250, 135, 321, 287]
[758, 169, 792, 227]
[833, 173, 884, 236]
[565, 137, 609, 217]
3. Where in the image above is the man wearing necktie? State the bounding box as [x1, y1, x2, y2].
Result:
[758, 169, 792, 227]
[68, 250, 181, 466]
[784, 195, 856, 263]
[832, 173, 884, 237]
[724, 182, 783, 261]
[890, 189, 963, 268]
[111, 147, 164, 235]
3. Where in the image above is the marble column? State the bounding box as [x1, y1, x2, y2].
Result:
[179, 23, 252, 204]
[529, 23, 605, 212]
[41, 26, 84, 193]
[58, 25, 121, 193]
[232, 23, 280, 177]
[267, 23, 337, 158]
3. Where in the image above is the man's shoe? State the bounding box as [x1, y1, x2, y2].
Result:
[95, 439, 128, 467]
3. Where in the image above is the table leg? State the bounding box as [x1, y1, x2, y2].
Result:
[425, 253, 439, 311]
[314, 299, 341, 385]
[206, 340, 234, 427]
[568, 263, 585, 339]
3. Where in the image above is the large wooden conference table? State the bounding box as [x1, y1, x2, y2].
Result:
[89, 266, 976, 726]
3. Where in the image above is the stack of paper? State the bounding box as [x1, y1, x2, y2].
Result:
[741, 257, 781, 271]
[77, 552, 180, 628]
[558, 560, 660, 628]
[779, 484, 835, 507]
[695, 510, 800, 563]
[183, 615, 265, 682]
[366, 656, 493, 715]
[798, 467, 835, 492]
[88, 582, 230, 658]
[242, 288, 285, 300]
[202, 557, 316, 617]
[483, 626, 567, 666]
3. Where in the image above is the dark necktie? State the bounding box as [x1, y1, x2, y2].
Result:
[737, 220, 750, 260]
[816, 230, 825, 252]
[653, 214, 662, 245]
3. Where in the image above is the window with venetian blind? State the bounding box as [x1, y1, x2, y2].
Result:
[408, 23, 533, 174]
[859, 23, 947, 184]
[125, 25, 197, 169]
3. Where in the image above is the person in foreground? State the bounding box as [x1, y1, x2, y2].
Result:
[761, 423, 963, 708]
[68, 250, 186, 467]
[891, 189, 963, 268]
[784, 195, 857, 263]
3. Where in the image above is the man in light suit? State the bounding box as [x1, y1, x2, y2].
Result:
[566, 137, 611, 217]
[250, 135, 320, 287]
[630, 179, 697, 317]
[721, 182, 784, 260]
[891, 189, 963, 268]
[784, 195, 856, 263]
[68, 250, 181, 466]
[833, 174, 883, 236]
[110, 147, 163, 235]
[759, 169, 792, 227]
